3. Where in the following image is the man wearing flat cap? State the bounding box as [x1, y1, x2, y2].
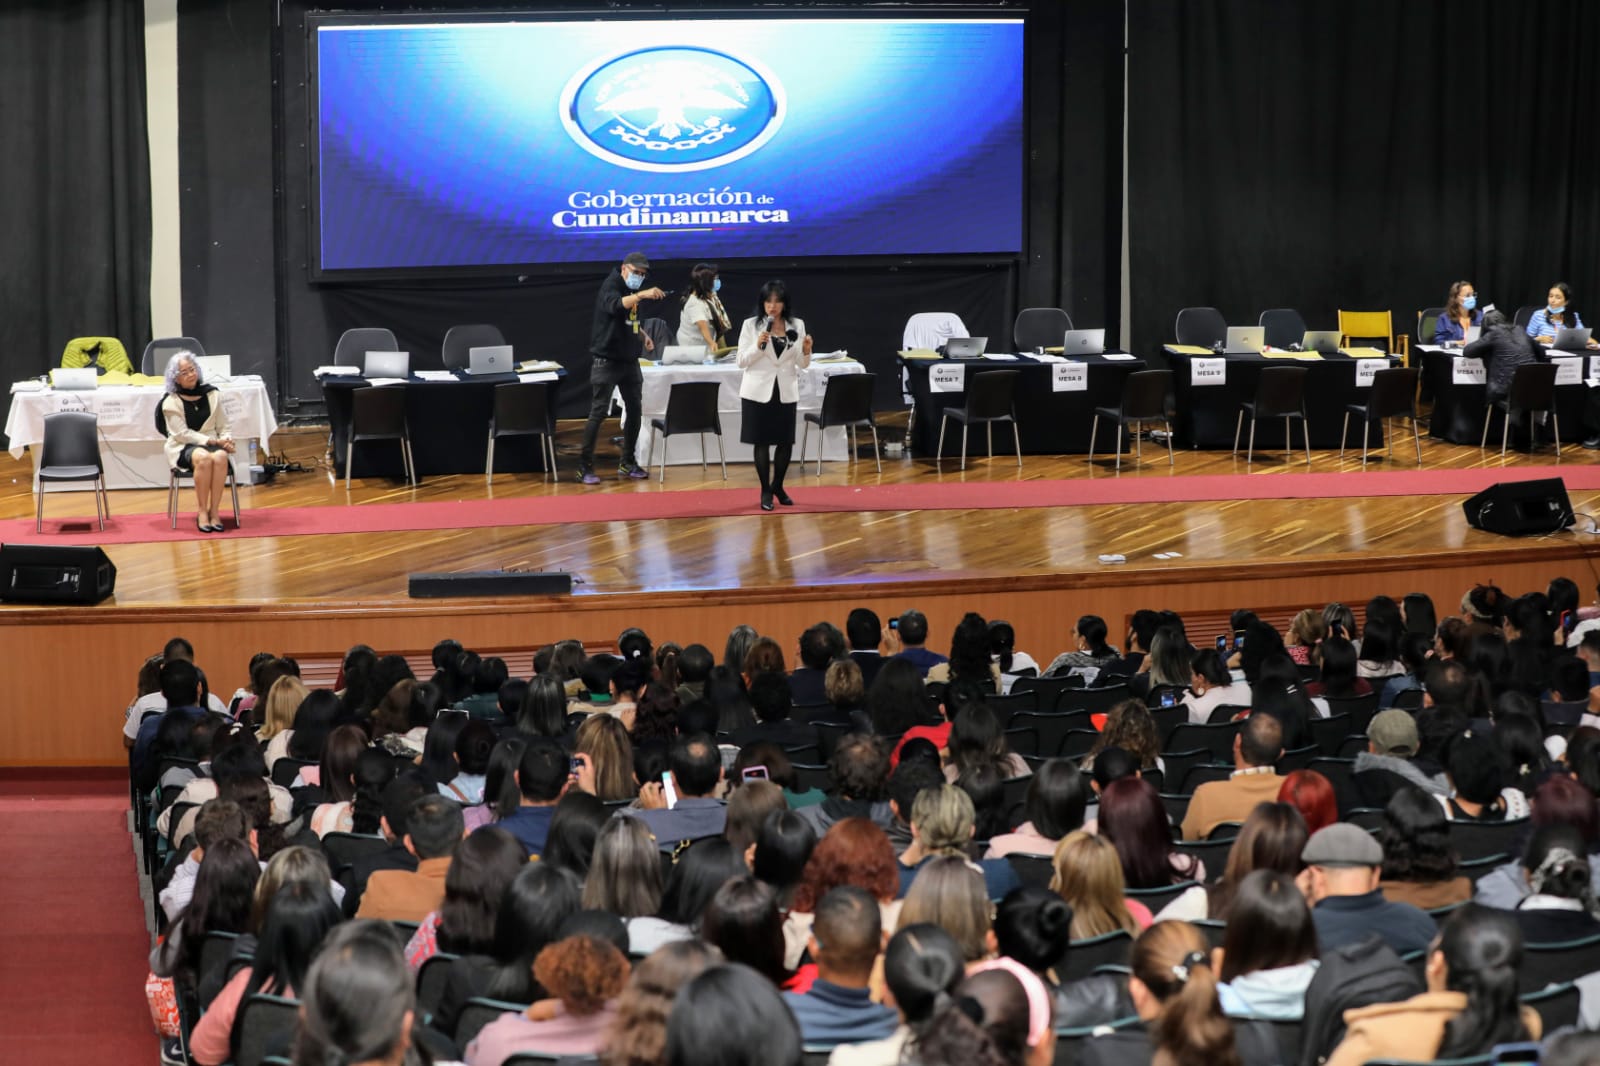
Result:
[1297, 823, 1437, 955]
[1351, 708, 1448, 809]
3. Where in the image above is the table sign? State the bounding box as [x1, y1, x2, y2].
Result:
[1052, 362, 1088, 392]
[1191, 358, 1227, 386]
[929, 364, 967, 393]
[1551, 356, 1583, 387]
[1354, 359, 1387, 388]
[1451, 358, 1486, 385]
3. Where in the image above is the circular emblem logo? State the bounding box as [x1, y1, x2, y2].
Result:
[559, 46, 785, 173]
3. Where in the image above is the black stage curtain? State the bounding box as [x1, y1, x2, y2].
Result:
[1127, 0, 1600, 362]
[0, 1, 151, 380]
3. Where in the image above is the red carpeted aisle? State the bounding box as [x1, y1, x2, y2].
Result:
[0, 784, 153, 1064]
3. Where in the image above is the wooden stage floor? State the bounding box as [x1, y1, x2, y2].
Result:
[6, 418, 1600, 766]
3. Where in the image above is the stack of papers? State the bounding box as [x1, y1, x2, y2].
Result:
[518, 360, 563, 372]
[1165, 344, 1216, 355]
[984, 353, 1020, 361]
[414, 370, 457, 381]
[813, 351, 853, 363]
[313, 365, 360, 378]
[898, 349, 941, 360]
[1341, 347, 1390, 359]
[11, 380, 45, 393]
[1102, 353, 1138, 361]
[519, 371, 559, 383]
[364, 377, 407, 387]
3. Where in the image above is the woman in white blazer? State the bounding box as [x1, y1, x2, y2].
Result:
[161, 351, 235, 532]
[737, 280, 813, 510]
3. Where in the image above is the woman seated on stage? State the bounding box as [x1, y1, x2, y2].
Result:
[1526, 281, 1597, 347]
[1433, 279, 1481, 347]
[677, 262, 733, 352]
[737, 280, 813, 511]
[162, 351, 235, 533]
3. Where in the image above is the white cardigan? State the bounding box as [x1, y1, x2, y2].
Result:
[736, 315, 811, 403]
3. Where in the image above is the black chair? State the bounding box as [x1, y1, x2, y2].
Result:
[1205, 703, 1249, 725]
[1482, 362, 1561, 456]
[1125, 880, 1200, 914]
[1391, 686, 1425, 711]
[1159, 792, 1191, 826]
[1000, 774, 1032, 827]
[1306, 757, 1356, 800]
[935, 369, 1021, 471]
[646, 380, 726, 482]
[1335, 733, 1371, 758]
[1013, 307, 1072, 351]
[1002, 727, 1040, 759]
[1345, 807, 1387, 832]
[1520, 981, 1581, 1030]
[1148, 705, 1188, 747]
[791, 763, 834, 795]
[1008, 712, 1089, 758]
[486, 381, 557, 484]
[141, 336, 205, 376]
[441, 323, 507, 371]
[320, 831, 389, 881]
[455, 997, 529, 1049]
[1234, 365, 1311, 464]
[1060, 729, 1103, 760]
[503, 1054, 574, 1065]
[1450, 818, 1531, 863]
[1342, 366, 1423, 466]
[812, 720, 854, 761]
[800, 372, 880, 474]
[1175, 307, 1227, 349]
[1179, 763, 1234, 793]
[1459, 854, 1510, 884]
[1010, 675, 1085, 713]
[196, 931, 243, 1001]
[1005, 853, 1056, 889]
[345, 384, 415, 487]
[35, 411, 109, 532]
[1158, 749, 1210, 794]
[1518, 933, 1600, 996]
[1193, 918, 1227, 948]
[1174, 837, 1235, 881]
[1058, 685, 1130, 717]
[332, 327, 398, 367]
[269, 758, 316, 789]
[984, 690, 1039, 727]
[1417, 307, 1446, 347]
[1309, 713, 1354, 756]
[1059, 929, 1133, 982]
[1089, 369, 1174, 470]
[234, 992, 299, 1066]
[1164, 721, 1242, 763]
[1259, 308, 1309, 350]
[1324, 694, 1380, 734]
[414, 951, 459, 1028]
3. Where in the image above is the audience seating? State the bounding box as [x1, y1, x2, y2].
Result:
[1004, 853, 1055, 890]
[791, 763, 834, 795]
[935, 369, 1022, 471]
[1520, 981, 1581, 1031]
[984, 690, 1039, 726]
[1009, 711, 1092, 758]
[1058, 685, 1130, 717]
[1179, 763, 1234, 793]
[1323, 693, 1379, 732]
[1309, 714, 1354, 755]
[1165, 720, 1242, 763]
[1058, 929, 1133, 982]
[1450, 819, 1530, 864]
[235, 993, 300, 1066]
[1125, 880, 1200, 914]
[1174, 837, 1234, 880]
[1002, 727, 1040, 758]
[415, 952, 459, 1029]
[1305, 757, 1355, 799]
[1010, 675, 1086, 713]
[456, 997, 530, 1050]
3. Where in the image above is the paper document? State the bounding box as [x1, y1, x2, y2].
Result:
[1166, 344, 1216, 355]
[10, 381, 44, 393]
[363, 377, 407, 387]
[518, 372, 559, 383]
[414, 371, 457, 381]
[983, 353, 1019, 361]
[518, 361, 563, 372]
[313, 365, 361, 378]
[898, 349, 941, 360]
[1101, 353, 1138, 360]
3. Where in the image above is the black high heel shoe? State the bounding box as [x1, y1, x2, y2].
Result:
[760, 491, 775, 511]
[773, 487, 794, 506]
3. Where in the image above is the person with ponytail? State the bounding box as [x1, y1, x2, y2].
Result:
[1326, 904, 1540, 1066]
[1079, 920, 1277, 1066]
[292, 921, 430, 1066]
[1507, 824, 1600, 942]
[905, 958, 1055, 1066]
[829, 923, 964, 1066]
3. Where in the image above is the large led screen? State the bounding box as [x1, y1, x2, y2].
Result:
[312, 17, 1025, 272]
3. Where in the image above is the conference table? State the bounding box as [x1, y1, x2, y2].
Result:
[1419, 346, 1592, 445]
[898, 352, 1149, 455]
[1163, 349, 1401, 450]
[5, 377, 277, 490]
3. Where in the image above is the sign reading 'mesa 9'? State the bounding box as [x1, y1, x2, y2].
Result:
[313, 18, 1024, 272]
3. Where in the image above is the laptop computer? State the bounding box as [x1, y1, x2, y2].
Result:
[1552, 327, 1593, 351]
[1300, 330, 1342, 355]
[945, 336, 987, 359]
[1225, 326, 1265, 354]
[362, 351, 410, 378]
[466, 345, 512, 375]
[194, 354, 232, 380]
[50, 368, 98, 390]
[1062, 329, 1106, 357]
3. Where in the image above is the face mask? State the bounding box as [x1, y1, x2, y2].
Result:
[1550, 303, 1565, 315]
[624, 270, 643, 291]
[1462, 295, 1477, 310]
[713, 278, 721, 293]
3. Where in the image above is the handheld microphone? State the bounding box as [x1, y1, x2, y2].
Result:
[760, 316, 772, 349]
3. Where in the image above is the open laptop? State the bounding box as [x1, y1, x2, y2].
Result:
[1225, 326, 1265, 354]
[1552, 327, 1593, 351]
[466, 345, 512, 375]
[1300, 330, 1342, 355]
[362, 351, 411, 378]
[194, 354, 232, 380]
[945, 336, 987, 359]
[1062, 328, 1106, 357]
[51, 368, 98, 390]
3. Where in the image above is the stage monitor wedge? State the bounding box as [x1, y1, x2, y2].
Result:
[409, 570, 573, 598]
[0, 544, 117, 604]
[1462, 478, 1573, 537]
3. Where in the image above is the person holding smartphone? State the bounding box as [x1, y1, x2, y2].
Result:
[1184, 649, 1253, 725]
[618, 734, 728, 850]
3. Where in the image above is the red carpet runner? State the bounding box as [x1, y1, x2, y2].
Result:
[11, 464, 1598, 546]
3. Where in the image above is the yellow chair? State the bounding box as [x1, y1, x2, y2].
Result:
[1338, 310, 1409, 365]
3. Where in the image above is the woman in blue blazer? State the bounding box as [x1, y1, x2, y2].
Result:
[737, 280, 813, 511]
[1433, 279, 1481, 347]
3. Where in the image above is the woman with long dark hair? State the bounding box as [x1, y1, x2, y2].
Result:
[867, 657, 930, 738]
[736, 279, 814, 510]
[907, 959, 1056, 1066]
[1214, 870, 1318, 1020]
[404, 825, 526, 971]
[1506, 824, 1600, 942]
[1156, 801, 1306, 923]
[1097, 776, 1202, 888]
[831, 923, 964, 1066]
[1306, 636, 1370, 700]
[1376, 786, 1470, 908]
[150, 836, 260, 992]
[927, 612, 1000, 692]
[462, 736, 526, 833]
[946, 703, 1029, 783]
[516, 675, 570, 741]
[292, 920, 430, 1066]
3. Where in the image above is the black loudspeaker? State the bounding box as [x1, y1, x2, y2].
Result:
[1462, 478, 1574, 536]
[408, 570, 572, 598]
[0, 544, 117, 604]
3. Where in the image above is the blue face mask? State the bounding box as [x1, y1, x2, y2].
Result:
[624, 270, 643, 292]
[1550, 303, 1565, 315]
[713, 278, 721, 293]
[1462, 295, 1477, 311]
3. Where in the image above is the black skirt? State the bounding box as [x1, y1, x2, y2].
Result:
[740, 379, 796, 445]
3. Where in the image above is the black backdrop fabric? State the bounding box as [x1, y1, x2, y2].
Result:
[1127, 0, 1600, 362]
[0, 1, 150, 380]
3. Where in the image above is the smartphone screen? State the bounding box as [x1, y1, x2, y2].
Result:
[1233, 633, 1245, 650]
[1561, 610, 1576, 633]
[889, 619, 899, 630]
[741, 765, 769, 782]
[661, 771, 679, 809]
[1160, 690, 1177, 708]
[569, 756, 583, 775]
[1214, 635, 1228, 653]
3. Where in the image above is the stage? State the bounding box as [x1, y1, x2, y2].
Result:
[4, 420, 1599, 768]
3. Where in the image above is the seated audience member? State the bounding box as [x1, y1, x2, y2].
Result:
[342, 771, 432, 917]
[620, 733, 727, 848]
[897, 784, 1022, 901]
[1379, 632, 1432, 709]
[730, 671, 820, 751]
[1305, 636, 1371, 701]
[986, 759, 1088, 859]
[1353, 707, 1448, 809]
[1505, 824, 1600, 943]
[1156, 802, 1307, 923]
[700, 875, 792, 988]
[1215, 870, 1318, 1019]
[989, 620, 1039, 679]
[868, 656, 933, 739]
[944, 702, 1030, 783]
[1125, 624, 1190, 703]
[1285, 608, 1326, 666]
[149, 835, 259, 1017]
[1099, 610, 1162, 679]
[159, 798, 253, 923]
[992, 885, 1136, 1029]
[1081, 700, 1163, 775]
[896, 856, 996, 963]
[666, 963, 803, 1066]
[496, 738, 569, 858]
[357, 793, 462, 921]
[908, 959, 1057, 1066]
[926, 612, 1001, 691]
[256, 675, 308, 769]
[892, 676, 983, 768]
[786, 818, 901, 971]
[666, 642, 712, 707]
[1180, 713, 1285, 840]
[885, 746, 944, 853]
[314, 744, 397, 841]
[783, 886, 900, 1045]
[888, 608, 948, 677]
[724, 778, 788, 854]
[796, 732, 894, 836]
[830, 923, 964, 1066]
[571, 715, 637, 804]
[305, 724, 368, 836]
[125, 640, 232, 750]
[1276, 768, 1338, 834]
[1324, 904, 1539, 1066]
[631, 838, 746, 956]
[845, 607, 886, 689]
[1184, 648, 1252, 724]
[292, 920, 419, 1065]
[466, 922, 632, 1065]
[1044, 614, 1121, 680]
[1099, 776, 1203, 888]
[160, 727, 293, 845]
[1475, 774, 1600, 908]
[582, 817, 666, 955]
[1077, 920, 1278, 1066]
[734, 742, 823, 810]
[1356, 620, 1406, 679]
[188, 881, 343, 1065]
[1049, 830, 1150, 936]
[516, 675, 572, 743]
[750, 808, 817, 909]
[821, 658, 869, 731]
[791, 622, 845, 707]
[1300, 823, 1437, 955]
[597, 945, 722, 1066]
[1376, 786, 1471, 909]
[405, 825, 527, 971]
[1440, 729, 1530, 821]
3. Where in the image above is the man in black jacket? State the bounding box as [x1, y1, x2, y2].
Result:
[580, 251, 665, 483]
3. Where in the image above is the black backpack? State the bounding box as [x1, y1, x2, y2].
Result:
[1298, 934, 1425, 1066]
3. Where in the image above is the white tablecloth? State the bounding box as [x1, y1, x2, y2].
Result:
[632, 360, 867, 467]
[5, 379, 278, 490]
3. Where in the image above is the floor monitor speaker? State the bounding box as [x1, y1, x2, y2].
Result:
[1462, 478, 1573, 537]
[0, 544, 117, 604]
[408, 570, 573, 598]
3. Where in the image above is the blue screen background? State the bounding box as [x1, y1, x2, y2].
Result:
[315, 19, 1024, 271]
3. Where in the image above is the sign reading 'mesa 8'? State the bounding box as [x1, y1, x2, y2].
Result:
[314, 18, 1024, 272]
